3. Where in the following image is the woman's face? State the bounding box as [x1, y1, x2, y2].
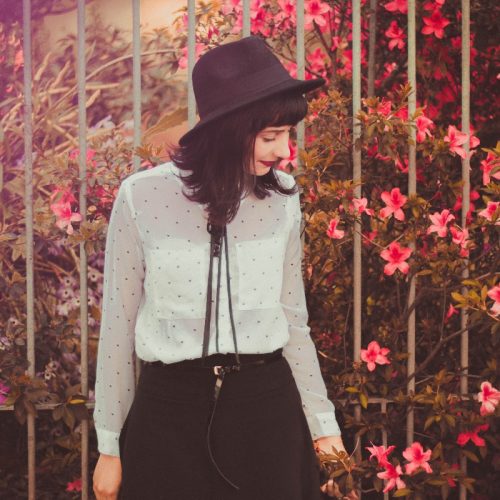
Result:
[250, 125, 294, 176]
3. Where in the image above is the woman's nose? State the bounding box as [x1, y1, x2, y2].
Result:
[274, 135, 290, 159]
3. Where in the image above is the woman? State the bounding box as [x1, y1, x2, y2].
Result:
[92, 36, 348, 500]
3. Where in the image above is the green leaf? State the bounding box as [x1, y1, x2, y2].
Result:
[393, 488, 411, 497]
[359, 392, 368, 409]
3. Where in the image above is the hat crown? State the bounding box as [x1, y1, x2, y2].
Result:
[178, 36, 325, 145]
[192, 37, 290, 118]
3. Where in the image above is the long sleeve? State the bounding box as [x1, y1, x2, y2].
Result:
[93, 180, 145, 457]
[281, 189, 341, 439]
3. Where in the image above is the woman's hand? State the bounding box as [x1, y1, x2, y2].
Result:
[93, 454, 122, 500]
[314, 436, 359, 499]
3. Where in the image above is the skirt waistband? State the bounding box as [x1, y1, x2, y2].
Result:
[142, 348, 283, 370]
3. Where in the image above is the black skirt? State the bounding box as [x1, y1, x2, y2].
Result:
[118, 349, 323, 500]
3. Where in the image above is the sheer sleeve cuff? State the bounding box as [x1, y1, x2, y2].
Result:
[306, 411, 342, 440]
[95, 427, 121, 457]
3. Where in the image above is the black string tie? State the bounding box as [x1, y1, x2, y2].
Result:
[202, 222, 241, 490]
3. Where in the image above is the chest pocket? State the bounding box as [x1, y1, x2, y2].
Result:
[235, 236, 285, 310]
[149, 240, 208, 320]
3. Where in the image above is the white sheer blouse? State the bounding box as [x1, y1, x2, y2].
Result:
[93, 162, 341, 457]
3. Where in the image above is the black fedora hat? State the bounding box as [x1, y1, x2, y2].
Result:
[178, 36, 325, 145]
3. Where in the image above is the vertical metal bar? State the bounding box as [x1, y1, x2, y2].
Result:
[76, 1, 89, 498]
[187, 0, 196, 127]
[367, 0, 377, 97]
[132, 0, 141, 172]
[296, 0, 305, 166]
[381, 401, 389, 500]
[352, 0, 362, 468]
[406, 0, 417, 448]
[132, 0, 142, 386]
[22, 1, 35, 498]
[460, 2, 470, 498]
[242, 0, 250, 37]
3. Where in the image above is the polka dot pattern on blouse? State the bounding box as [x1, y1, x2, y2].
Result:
[93, 162, 341, 457]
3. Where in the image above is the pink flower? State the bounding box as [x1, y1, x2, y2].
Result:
[443, 125, 470, 159]
[457, 424, 489, 447]
[366, 443, 396, 467]
[177, 43, 205, 70]
[377, 463, 406, 493]
[379, 188, 407, 221]
[278, 140, 298, 170]
[326, 218, 345, 239]
[477, 381, 500, 416]
[427, 209, 455, 237]
[486, 285, 500, 316]
[403, 442, 433, 475]
[443, 125, 468, 158]
[380, 241, 412, 275]
[384, 0, 408, 13]
[478, 201, 500, 225]
[306, 47, 329, 78]
[50, 190, 83, 235]
[360, 341, 391, 372]
[385, 21, 406, 50]
[66, 478, 82, 492]
[350, 197, 375, 216]
[395, 156, 409, 173]
[305, 0, 332, 29]
[480, 152, 500, 185]
[445, 303, 459, 322]
[449, 226, 470, 255]
[276, 0, 297, 29]
[421, 9, 450, 39]
[0, 380, 10, 405]
[416, 115, 434, 142]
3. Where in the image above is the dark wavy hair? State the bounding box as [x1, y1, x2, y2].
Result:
[169, 90, 309, 226]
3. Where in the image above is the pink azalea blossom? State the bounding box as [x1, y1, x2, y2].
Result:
[395, 156, 409, 173]
[377, 463, 406, 493]
[457, 424, 489, 447]
[306, 47, 329, 78]
[380, 241, 412, 275]
[477, 381, 500, 416]
[424, 0, 446, 10]
[0, 380, 10, 404]
[366, 443, 395, 467]
[443, 125, 479, 159]
[66, 478, 82, 492]
[379, 187, 407, 221]
[403, 442, 433, 474]
[426, 209, 455, 237]
[480, 152, 500, 185]
[421, 9, 450, 39]
[478, 201, 500, 225]
[415, 115, 434, 142]
[50, 193, 83, 236]
[275, 0, 297, 29]
[350, 197, 375, 216]
[177, 43, 205, 70]
[486, 285, 500, 316]
[305, 0, 332, 29]
[445, 303, 459, 322]
[385, 21, 406, 50]
[443, 125, 468, 158]
[360, 341, 391, 371]
[326, 218, 345, 239]
[449, 226, 470, 255]
[278, 140, 297, 170]
[384, 0, 408, 14]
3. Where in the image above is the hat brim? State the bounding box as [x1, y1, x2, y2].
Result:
[178, 76, 325, 146]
